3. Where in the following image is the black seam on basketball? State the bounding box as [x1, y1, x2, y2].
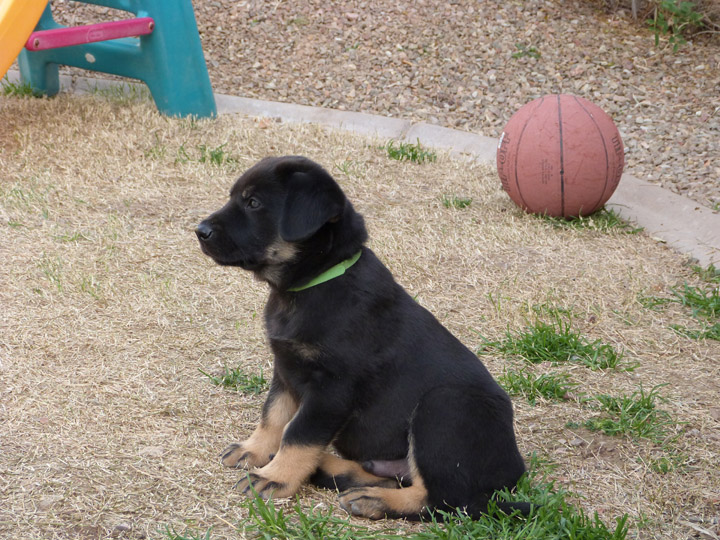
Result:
[572, 95, 611, 214]
[513, 96, 543, 212]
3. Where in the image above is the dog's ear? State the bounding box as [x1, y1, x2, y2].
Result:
[279, 170, 345, 243]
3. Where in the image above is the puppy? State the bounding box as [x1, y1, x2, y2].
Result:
[196, 156, 528, 520]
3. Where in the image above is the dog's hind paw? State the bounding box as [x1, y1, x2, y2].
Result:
[339, 484, 428, 520]
[339, 488, 389, 520]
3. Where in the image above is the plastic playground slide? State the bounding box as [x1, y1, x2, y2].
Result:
[0, 0, 47, 79]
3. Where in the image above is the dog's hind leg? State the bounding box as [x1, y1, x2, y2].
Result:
[338, 475, 429, 520]
[310, 453, 400, 492]
[338, 434, 428, 520]
[407, 384, 527, 518]
[340, 384, 527, 520]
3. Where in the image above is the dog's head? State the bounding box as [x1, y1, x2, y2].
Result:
[196, 156, 367, 289]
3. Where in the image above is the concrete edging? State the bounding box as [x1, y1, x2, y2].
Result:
[5, 69, 718, 267]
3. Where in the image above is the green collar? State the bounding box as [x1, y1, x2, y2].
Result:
[287, 250, 362, 292]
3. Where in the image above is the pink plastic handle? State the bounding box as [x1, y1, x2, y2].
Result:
[25, 17, 155, 51]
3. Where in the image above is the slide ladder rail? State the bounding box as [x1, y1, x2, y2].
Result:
[25, 17, 155, 51]
[18, 1, 216, 118]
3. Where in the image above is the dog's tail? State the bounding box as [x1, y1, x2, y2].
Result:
[463, 497, 536, 519]
[493, 500, 535, 517]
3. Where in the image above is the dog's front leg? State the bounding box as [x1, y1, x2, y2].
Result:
[234, 389, 351, 499]
[221, 378, 298, 469]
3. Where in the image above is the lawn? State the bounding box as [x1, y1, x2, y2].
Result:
[0, 90, 718, 539]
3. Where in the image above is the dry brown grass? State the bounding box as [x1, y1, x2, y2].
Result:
[1, 92, 719, 540]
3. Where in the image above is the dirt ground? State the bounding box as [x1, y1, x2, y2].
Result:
[0, 93, 718, 539]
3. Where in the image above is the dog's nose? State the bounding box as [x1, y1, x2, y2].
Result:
[195, 221, 214, 241]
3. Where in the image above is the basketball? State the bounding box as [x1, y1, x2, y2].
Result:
[496, 94, 624, 218]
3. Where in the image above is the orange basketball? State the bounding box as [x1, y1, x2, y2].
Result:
[496, 94, 624, 218]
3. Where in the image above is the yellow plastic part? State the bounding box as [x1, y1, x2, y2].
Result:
[0, 0, 47, 79]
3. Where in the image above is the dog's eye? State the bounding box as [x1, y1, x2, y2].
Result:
[247, 198, 260, 209]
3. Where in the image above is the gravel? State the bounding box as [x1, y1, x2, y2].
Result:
[53, 0, 720, 209]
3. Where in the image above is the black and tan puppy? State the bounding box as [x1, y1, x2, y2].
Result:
[195, 156, 528, 520]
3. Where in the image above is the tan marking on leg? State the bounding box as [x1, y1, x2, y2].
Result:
[261, 444, 324, 484]
[237, 444, 324, 499]
[262, 390, 299, 430]
[339, 433, 428, 519]
[375, 476, 428, 513]
[406, 430, 420, 483]
[339, 479, 429, 519]
[221, 391, 298, 469]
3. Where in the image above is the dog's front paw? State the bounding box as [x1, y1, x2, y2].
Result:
[220, 442, 272, 469]
[234, 471, 292, 499]
[339, 487, 389, 520]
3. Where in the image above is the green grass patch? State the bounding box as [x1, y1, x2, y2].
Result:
[498, 368, 577, 405]
[441, 194, 473, 209]
[54, 231, 89, 243]
[582, 385, 677, 444]
[176, 143, 238, 166]
[38, 254, 64, 293]
[647, 0, 704, 52]
[199, 365, 268, 394]
[640, 271, 719, 341]
[242, 494, 383, 540]
[382, 139, 437, 164]
[479, 313, 628, 371]
[334, 160, 366, 178]
[671, 322, 720, 341]
[540, 208, 643, 234]
[144, 132, 168, 160]
[643, 452, 688, 475]
[161, 525, 212, 540]
[92, 81, 151, 103]
[416, 502, 627, 540]
[1, 179, 53, 215]
[670, 282, 719, 320]
[637, 293, 674, 311]
[240, 455, 629, 540]
[79, 275, 103, 300]
[511, 43, 541, 60]
[1, 78, 44, 98]
[197, 143, 238, 166]
[692, 263, 720, 284]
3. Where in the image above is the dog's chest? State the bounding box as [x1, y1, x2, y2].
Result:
[265, 294, 322, 362]
[264, 293, 298, 340]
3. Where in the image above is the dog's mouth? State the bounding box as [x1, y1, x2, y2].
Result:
[201, 248, 260, 270]
[197, 239, 265, 271]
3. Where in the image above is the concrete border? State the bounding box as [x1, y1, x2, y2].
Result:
[5, 69, 718, 267]
[606, 176, 720, 267]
